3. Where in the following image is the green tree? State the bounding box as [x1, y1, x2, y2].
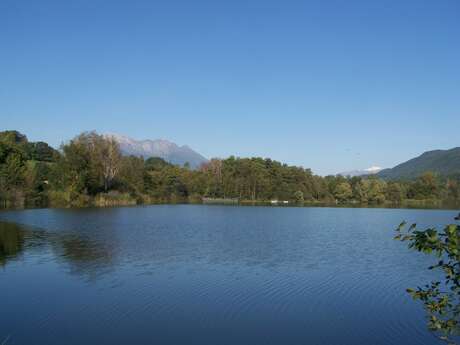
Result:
[293, 190, 304, 204]
[1, 152, 25, 187]
[386, 182, 404, 203]
[334, 182, 353, 202]
[26, 142, 59, 162]
[0, 130, 28, 145]
[23, 161, 51, 206]
[395, 214, 460, 344]
[145, 157, 172, 170]
[356, 180, 370, 203]
[0, 132, 29, 206]
[367, 178, 386, 204]
[58, 136, 91, 194]
[57, 132, 122, 195]
[118, 156, 145, 195]
[446, 180, 460, 201]
[98, 136, 121, 192]
[408, 172, 440, 200]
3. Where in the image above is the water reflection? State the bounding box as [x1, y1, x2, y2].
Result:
[0, 206, 456, 345]
[51, 233, 115, 280]
[0, 222, 25, 266]
[0, 221, 115, 279]
[0, 206, 454, 277]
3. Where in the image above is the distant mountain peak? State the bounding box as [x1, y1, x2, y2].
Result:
[365, 166, 383, 173]
[338, 166, 383, 177]
[106, 134, 207, 169]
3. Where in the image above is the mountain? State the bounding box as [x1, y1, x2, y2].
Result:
[338, 166, 383, 177]
[107, 134, 208, 169]
[378, 147, 460, 180]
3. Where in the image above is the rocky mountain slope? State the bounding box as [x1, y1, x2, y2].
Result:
[107, 134, 207, 169]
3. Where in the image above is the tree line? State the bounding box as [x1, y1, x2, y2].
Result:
[1, 130, 459, 208]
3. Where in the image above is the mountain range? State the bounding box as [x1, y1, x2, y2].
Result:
[377, 147, 460, 180]
[108, 133, 460, 179]
[107, 134, 208, 169]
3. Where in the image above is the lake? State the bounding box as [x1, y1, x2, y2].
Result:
[0, 205, 457, 345]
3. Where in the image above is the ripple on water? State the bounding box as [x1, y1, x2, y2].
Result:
[0, 206, 453, 345]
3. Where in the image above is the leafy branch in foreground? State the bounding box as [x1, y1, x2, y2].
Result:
[395, 213, 460, 344]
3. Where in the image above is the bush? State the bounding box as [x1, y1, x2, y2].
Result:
[94, 191, 137, 207]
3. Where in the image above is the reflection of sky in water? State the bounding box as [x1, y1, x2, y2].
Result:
[0, 206, 457, 345]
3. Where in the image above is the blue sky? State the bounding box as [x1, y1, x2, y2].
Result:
[1, 0, 459, 175]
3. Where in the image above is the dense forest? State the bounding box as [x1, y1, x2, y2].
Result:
[1, 130, 459, 209]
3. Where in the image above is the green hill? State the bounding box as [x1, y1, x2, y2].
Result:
[378, 147, 460, 180]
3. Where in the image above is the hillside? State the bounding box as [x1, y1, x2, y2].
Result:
[378, 147, 460, 180]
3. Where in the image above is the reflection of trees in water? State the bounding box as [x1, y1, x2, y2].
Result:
[51, 233, 115, 281]
[0, 221, 115, 280]
[0, 222, 25, 266]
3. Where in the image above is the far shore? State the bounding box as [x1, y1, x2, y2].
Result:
[1, 197, 459, 212]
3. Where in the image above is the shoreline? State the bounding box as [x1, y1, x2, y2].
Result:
[1, 199, 459, 212]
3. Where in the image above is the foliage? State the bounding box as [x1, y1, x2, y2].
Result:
[55, 132, 122, 194]
[94, 191, 136, 207]
[294, 190, 304, 204]
[334, 182, 353, 202]
[0, 130, 27, 145]
[1, 130, 460, 208]
[386, 182, 404, 203]
[395, 214, 460, 344]
[408, 172, 440, 200]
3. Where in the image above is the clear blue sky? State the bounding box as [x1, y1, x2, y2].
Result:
[1, 0, 459, 175]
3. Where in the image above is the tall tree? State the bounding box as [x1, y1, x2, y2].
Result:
[334, 182, 353, 202]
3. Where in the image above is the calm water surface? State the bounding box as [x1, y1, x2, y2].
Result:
[0, 205, 457, 345]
